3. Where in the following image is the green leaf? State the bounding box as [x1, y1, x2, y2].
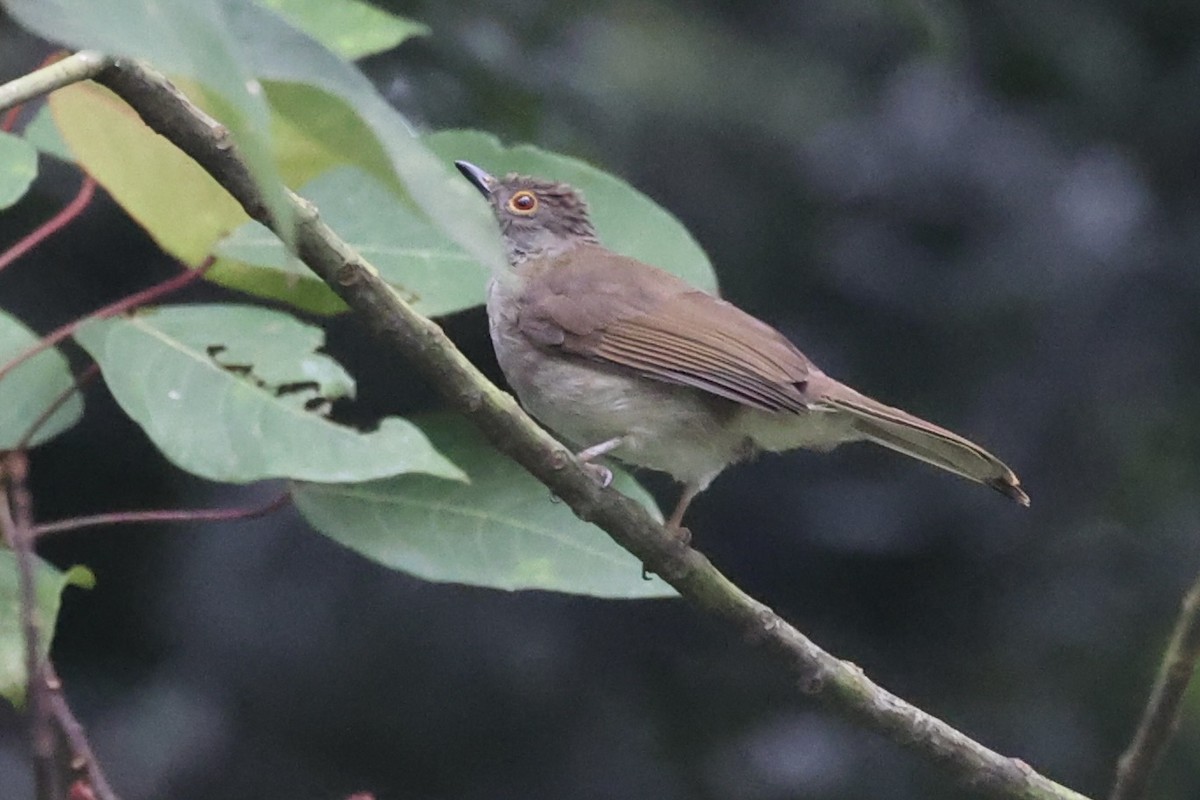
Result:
[206, 241, 351, 316]
[0, 311, 84, 449]
[222, 2, 508, 274]
[48, 82, 248, 265]
[8, 0, 504, 275]
[266, 81, 400, 190]
[0, 131, 37, 211]
[425, 130, 719, 292]
[4, 0, 293, 244]
[261, 0, 428, 60]
[215, 167, 487, 317]
[20, 104, 74, 162]
[293, 413, 676, 598]
[0, 554, 93, 707]
[73, 304, 465, 484]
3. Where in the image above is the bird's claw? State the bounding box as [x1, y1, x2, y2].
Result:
[583, 463, 613, 488]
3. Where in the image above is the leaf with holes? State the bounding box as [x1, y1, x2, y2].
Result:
[73, 304, 465, 484]
[293, 413, 675, 598]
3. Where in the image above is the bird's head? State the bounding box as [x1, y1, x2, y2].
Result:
[456, 160, 598, 264]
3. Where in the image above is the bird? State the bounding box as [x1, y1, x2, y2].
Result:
[455, 160, 1028, 531]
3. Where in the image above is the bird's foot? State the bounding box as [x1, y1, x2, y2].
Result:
[582, 462, 613, 488]
[641, 526, 691, 580]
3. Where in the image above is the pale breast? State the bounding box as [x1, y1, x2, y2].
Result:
[487, 278, 750, 487]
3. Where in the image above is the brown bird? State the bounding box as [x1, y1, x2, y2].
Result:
[456, 161, 1028, 529]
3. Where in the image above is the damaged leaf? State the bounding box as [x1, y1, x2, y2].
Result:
[73, 304, 464, 484]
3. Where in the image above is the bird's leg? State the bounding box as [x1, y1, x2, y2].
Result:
[574, 436, 624, 488]
[665, 483, 701, 544]
[640, 483, 701, 581]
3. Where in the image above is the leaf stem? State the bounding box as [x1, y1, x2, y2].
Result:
[15, 363, 100, 452]
[1, 105, 21, 132]
[0, 257, 213, 386]
[33, 491, 291, 538]
[0, 174, 97, 275]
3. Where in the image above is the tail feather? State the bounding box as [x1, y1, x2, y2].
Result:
[820, 390, 1029, 506]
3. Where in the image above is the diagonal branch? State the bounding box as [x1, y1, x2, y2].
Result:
[1109, 569, 1200, 800]
[0, 56, 1090, 800]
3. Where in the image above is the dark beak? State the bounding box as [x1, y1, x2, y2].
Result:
[455, 160, 496, 197]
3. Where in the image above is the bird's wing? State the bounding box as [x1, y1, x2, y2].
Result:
[517, 249, 816, 412]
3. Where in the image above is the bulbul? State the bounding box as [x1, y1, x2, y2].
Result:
[456, 160, 1028, 529]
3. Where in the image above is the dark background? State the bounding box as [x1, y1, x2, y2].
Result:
[3, 1, 1200, 798]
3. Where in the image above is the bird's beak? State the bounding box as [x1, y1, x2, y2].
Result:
[455, 160, 496, 197]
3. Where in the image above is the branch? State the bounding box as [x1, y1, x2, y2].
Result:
[0, 51, 111, 112]
[0, 56, 1091, 799]
[0, 462, 122, 800]
[1109, 569, 1200, 800]
[1, 452, 61, 800]
[43, 663, 121, 800]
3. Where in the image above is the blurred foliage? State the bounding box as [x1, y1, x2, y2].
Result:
[3, 0, 1200, 799]
[0, 556, 92, 706]
[0, 310, 83, 449]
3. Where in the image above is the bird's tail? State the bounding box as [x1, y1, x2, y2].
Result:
[820, 387, 1029, 506]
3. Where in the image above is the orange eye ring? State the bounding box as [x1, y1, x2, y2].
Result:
[508, 191, 538, 214]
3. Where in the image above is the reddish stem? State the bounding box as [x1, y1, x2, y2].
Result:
[1, 104, 22, 133]
[33, 491, 292, 538]
[0, 174, 96, 274]
[15, 363, 101, 451]
[0, 257, 214, 387]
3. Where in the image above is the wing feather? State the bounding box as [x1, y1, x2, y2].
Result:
[516, 248, 815, 413]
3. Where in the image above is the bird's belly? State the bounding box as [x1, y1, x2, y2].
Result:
[491, 327, 746, 486]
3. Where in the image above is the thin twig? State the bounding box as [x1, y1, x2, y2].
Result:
[16, 363, 100, 452]
[33, 491, 291, 538]
[0, 174, 97, 274]
[0, 51, 111, 113]
[84, 57, 1092, 800]
[1, 452, 62, 800]
[0, 257, 213, 386]
[43, 663, 121, 800]
[1110, 569, 1200, 800]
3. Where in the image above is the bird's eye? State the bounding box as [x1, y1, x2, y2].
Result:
[508, 191, 538, 214]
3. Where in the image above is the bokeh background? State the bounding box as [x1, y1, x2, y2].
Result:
[3, 1, 1200, 798]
